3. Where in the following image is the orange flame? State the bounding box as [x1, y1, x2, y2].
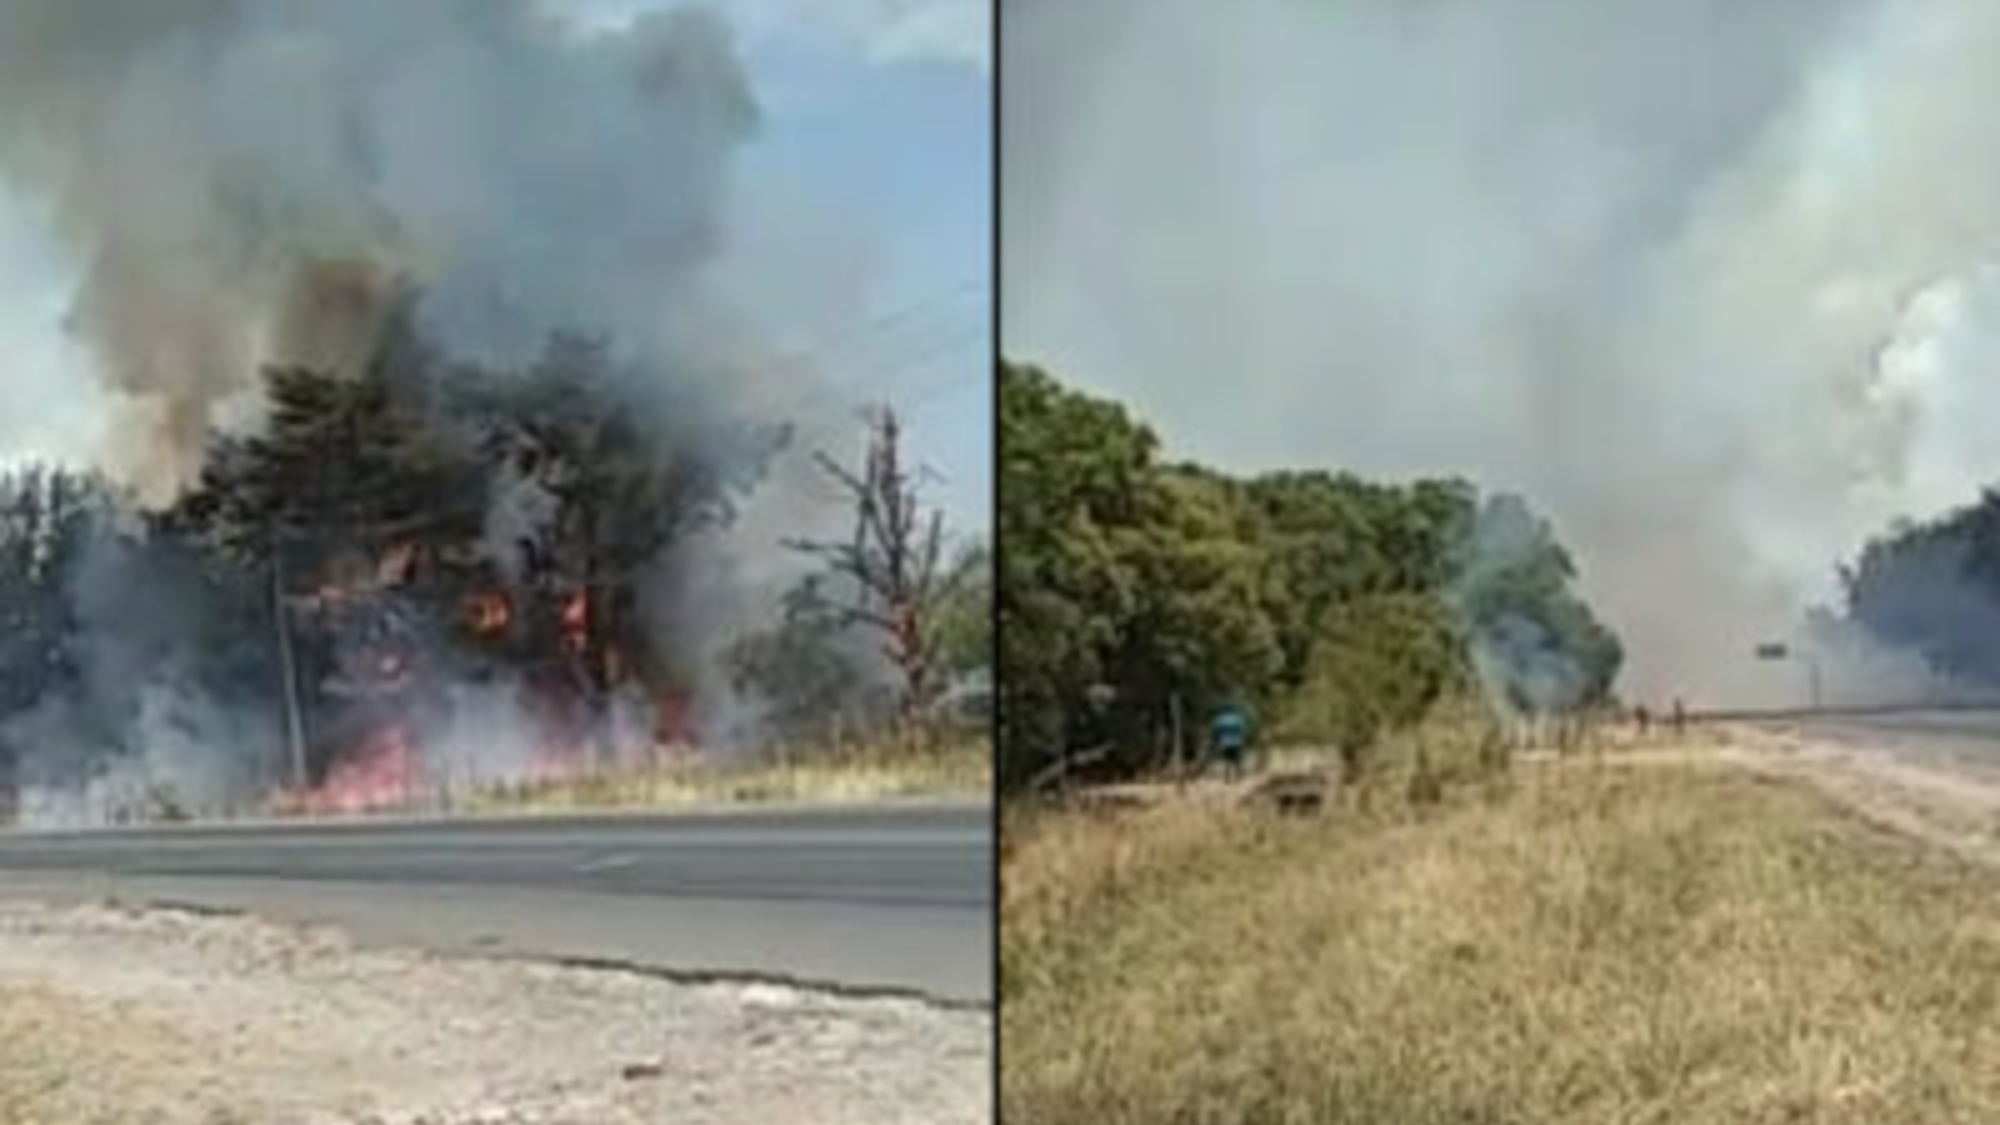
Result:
[465, 591, 513, 636]
[560, 590, 589, 655]
[277, 723, 420, 816]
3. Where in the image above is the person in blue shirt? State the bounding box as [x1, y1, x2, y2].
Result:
[1211, 703, 1251, 780]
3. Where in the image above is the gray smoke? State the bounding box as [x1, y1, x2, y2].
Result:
[1005, 0, 2000, 706]
[9, 528, 280, 824]
[0, 0, 759, 493]
[1446, 495, 1609, 717]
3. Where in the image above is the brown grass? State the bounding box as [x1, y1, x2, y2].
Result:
[464, 736, 989, 813]
[1003, 761, 2000, 1124]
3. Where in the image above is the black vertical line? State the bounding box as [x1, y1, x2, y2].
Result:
[986, 0, 1006, 1118]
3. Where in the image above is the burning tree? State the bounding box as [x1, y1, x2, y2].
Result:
[168, 356, 482, 790]
[789, 407, 957, 724]
[160, 318, 787, 807]
[455, 333, 790, 744]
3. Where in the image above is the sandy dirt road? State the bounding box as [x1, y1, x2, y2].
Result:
[0, 899, 989, 1125]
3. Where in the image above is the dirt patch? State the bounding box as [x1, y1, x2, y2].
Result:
[0, 901, 989, 1124]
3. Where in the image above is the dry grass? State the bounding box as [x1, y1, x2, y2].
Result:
[1004, 761, 2000, 1125]
[464, 736, 989, 813]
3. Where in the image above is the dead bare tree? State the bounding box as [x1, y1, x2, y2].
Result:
[789, 407, 950, 724]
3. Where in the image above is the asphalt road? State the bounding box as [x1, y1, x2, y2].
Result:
[1773, 707, 2000, 783]
[0, 802, 993, 1003]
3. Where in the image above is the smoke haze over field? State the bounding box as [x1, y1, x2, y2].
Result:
[1005, 0, 2000, 706]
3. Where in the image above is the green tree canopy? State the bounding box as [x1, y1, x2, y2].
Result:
[998, 360, 1622, 793]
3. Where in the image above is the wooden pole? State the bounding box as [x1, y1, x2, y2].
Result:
[272, 547, 309, 793]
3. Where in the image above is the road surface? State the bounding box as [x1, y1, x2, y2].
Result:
[0, 802, 992, 1003]
[1767, 707, 2000, 784]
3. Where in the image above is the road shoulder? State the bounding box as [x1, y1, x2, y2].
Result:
[1576, 726, 2000, 870]
[0, 897, 989, 1125]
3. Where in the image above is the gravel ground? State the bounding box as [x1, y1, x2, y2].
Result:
[0, 900, 990, 1125]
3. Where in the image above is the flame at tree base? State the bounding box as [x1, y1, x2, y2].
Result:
[265, 687, 701, 817]
[271, 724, 419, 816]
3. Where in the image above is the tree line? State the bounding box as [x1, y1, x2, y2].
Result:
[998, 360, 1621, 793]
[1842, 488, 2000, 686]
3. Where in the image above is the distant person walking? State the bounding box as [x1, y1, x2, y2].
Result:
[1211, 703, 1251, 780]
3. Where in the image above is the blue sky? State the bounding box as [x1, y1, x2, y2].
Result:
[0, 0, 991, 531]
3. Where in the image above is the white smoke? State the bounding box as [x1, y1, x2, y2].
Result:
[1005, 0, 2000, 706]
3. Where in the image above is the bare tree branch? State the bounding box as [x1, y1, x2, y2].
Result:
[790, 407, 950, 722]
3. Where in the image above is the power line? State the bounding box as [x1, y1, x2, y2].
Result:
[699, 277, 987, 410]
[758, 278, 987, 379]
[826, 322, 988, 400]
[808, 279, 986, 364]
[903, 370, 985, 413]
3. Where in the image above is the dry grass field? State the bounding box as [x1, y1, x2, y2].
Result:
[465, 737, 990, 814]
[1004, 760, 2000, 1124]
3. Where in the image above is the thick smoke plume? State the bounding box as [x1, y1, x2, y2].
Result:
[1005, 0, 2000, 706]
[0, 0, 758, 491]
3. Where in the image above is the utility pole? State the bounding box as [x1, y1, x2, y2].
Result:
[272, 545, 308, 792]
